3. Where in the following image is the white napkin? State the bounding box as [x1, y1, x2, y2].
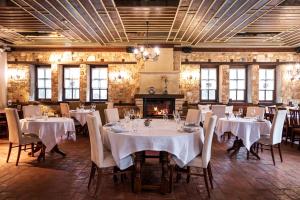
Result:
[111, 125, 128, 133]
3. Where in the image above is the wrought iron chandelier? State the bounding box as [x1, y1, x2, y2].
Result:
[133, 21, 160, 61]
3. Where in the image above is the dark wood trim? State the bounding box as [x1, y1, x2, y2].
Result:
[182, 61, 298, 65]
[7, 61, 137, 65]
[134, 94, 184, 99]
[89, 65, 108, 102]
[175, 47, 297, 52]
[62, 65, 80, 101]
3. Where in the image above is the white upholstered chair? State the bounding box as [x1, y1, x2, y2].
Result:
[22, 105, 42, 118]
[60, 103, 70, 118]
[211, 105, 226, 120]
[104, 108, 120, 123]
[170, 115, 218, 198]
[246, 107, 265, 118]
[257, 110, 287, 165]
[5, 108, 40, 166]
[185, 109, 201, 125]
[86, 115, 128, 195]
[106, 102, 114, 109]
[225, 106, 233, 114]
[198, 104, 210, 112]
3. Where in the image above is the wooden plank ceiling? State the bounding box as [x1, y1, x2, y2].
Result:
[0, 0, 299, 47]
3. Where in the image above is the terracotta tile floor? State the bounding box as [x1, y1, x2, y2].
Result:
[0, 135, 300, 200]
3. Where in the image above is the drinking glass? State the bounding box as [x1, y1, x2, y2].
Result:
[238, 108, 243, 117]
[132, 119, 138, 133]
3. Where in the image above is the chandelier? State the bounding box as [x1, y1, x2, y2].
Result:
[133, 21, 160, 61]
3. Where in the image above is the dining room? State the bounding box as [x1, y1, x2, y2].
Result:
[0, 0, 300, 199]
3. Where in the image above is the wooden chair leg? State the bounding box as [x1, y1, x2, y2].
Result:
[31, 143, 34, 157]
[247, 150, 250, 160]
[175, 166, 181, 183]
[95, 168, 102, 196]
[208, 162, 214, 189]
[88, 162, 96, 189]
[278, 143, 283, 162]
[270, 145, 275, 166]
[169, 165, 173, 193]
[16, 145, 22, 166]
[186, 166, 190, 183]
[6, 142, 12, 163]
[203, 168, 210, 198]
[261, 143, 263, 152]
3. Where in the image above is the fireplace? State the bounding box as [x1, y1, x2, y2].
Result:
[143, 98, 175, 118]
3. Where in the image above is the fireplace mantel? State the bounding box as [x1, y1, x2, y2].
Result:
[134, 94, 184, 99]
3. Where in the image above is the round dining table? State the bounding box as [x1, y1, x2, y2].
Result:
[102, 119, 204, 193]
[69, 109, 93, 126]
[20, 117, 76, 159]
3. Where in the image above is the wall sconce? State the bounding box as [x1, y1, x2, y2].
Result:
[182, 70, 199, 82]
[8, 68, 26, 80]
[287, 63, 300, 81]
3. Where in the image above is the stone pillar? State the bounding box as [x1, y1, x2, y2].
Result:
[79, 64, 87, 102]
[51, 64, 58, 102]
[248, 65, 259, 104]
[219, 65, 229, 104]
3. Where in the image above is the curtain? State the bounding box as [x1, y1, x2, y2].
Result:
[0, 52, 7, 108]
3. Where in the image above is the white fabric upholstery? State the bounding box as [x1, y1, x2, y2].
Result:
[5, 108, 40, 145]
[198, 104, 210, 111]
[246, 107, 265, 118]
[22, 105, 42, 118]
[258, 110, 287, 145]
[86, 115, 116, 168]
[203, 111, 213, 135]
[104, 108, 120, 123]
[211, 105, 226, 119]
[90, 111, 102, 128]
[225, 106, 233, 113]
[188, 115, 217, 168]
[106, 102, 114, 109]
[186, 109, 201, 125]
[60, 103, 70, 118]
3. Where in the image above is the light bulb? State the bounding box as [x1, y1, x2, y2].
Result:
[140, 46, 145, 52]
[133, 48, 139, 54]
[154, 47, 160, 55]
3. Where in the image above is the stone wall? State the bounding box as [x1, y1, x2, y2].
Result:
[6, 50, 300, 104]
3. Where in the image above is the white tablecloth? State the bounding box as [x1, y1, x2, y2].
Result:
[215, 117, 271, 150]
[69, 110, 93, 126]
[20, 117, 76, 151]
[103, 119, 204, 170]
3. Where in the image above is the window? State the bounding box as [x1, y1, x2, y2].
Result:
[229, 67, 246, 101]
[200, 67, 218, 101]
[63, 66, 80, 100]
[90, 66, 108, 101]
[259, 68, 275, 102]
[36, 66, 51, 100]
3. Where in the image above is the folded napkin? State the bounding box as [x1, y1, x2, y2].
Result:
[111, 125, 128, 133]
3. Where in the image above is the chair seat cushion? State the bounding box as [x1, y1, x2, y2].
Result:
[100, 150, 117, 168]
[20, 134, 41, 145]
[258, 135, 272, 145]
[187, 155, 203, 168]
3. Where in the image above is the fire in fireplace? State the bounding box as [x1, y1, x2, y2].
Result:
[143, 98, 175, 118]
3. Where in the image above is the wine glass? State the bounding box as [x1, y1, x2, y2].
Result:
[238, 108, 243, 117]
[225, 112, 230, 119]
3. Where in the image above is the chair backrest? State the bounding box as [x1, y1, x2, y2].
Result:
[186, 109, 201, 125]
[90, 110, 102, 129]
[270, 110, 287, 145]
[289, 109, 300, 127]
[198, 104, 210, 112]
[225, 106, 233, 113]
[203, 111, 213, 135]
[60, 103, 70, 118]
[106, 102, 114, 109]
[246, 107, 265, 118]
[211, 105, 226, 119]
[22, 105, 42, 118]
[202, 115, 217, 168]
[104, 108, 120, 123]
[268, 106, 277, 114]
[5, 108, 22, 144]
[86, 115, 104, 168]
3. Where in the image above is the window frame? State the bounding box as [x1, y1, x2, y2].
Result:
[35, 65, 52, 101]
[200, 66, 219, 102]
[62, 65, 80, 101]
[90, 65, 109, 102]
[229, 66, 248, 103]
[259, 65, 276, 103]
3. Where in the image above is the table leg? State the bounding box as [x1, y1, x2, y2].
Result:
[249, 144, 260, 160]
[160, 151, 170, 194]
[37, 144, 46, 162]
[227, 139, 244, 158]
[133, 151, 143, 193]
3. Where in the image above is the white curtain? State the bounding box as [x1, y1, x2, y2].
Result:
[0, 52, 7, 108]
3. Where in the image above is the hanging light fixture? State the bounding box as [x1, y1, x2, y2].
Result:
[133, 21, 160, 62]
